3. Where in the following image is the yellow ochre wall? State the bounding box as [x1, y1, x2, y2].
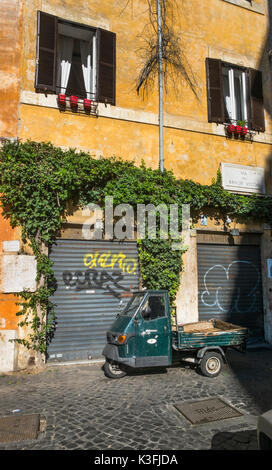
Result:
[18, 0, 272, 187]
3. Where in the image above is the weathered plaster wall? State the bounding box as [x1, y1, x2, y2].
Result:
[0, 0, 24, 372]
[17, 0, 272, 343]
[20, 0, 271, 128]
[0, 0, 22, 138]
[176, 231, 199, 324]
[19, 104, 272, 192]
[0, 330, 18, 373]
[18, 0, 272, 184]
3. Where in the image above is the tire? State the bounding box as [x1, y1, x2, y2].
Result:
[199, 351, 223, 378]
[103, 359, 127, 379]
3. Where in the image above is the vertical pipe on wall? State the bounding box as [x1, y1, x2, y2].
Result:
[157, 0, 164, 172]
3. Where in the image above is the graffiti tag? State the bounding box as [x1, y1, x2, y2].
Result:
[62, 269, 130, 298]
[201, 260, 260, 314]
[83, 251, 137, 275]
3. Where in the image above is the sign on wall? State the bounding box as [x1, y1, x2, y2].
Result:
[221, 163, 265, 194]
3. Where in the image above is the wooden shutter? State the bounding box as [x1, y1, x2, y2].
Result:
[248, 68, 265, 132]
[97, 29, 116, 105]
[35, 11, 57, 92]
[206, 58, 224, 123]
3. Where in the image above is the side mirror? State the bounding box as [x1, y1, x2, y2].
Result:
[141, 305, 151, 320]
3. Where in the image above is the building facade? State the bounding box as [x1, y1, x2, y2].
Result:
[1, 0, 272, 370]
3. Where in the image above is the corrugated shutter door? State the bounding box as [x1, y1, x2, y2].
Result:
[48, 240, 139, 361]
[197, 244, 263, 338]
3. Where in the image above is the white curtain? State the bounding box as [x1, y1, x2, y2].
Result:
[223, 73, 232, 121]
[80, 39, 92, 99]
[57, 36, 74, 94]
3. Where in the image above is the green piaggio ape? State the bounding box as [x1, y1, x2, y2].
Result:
[102, 290, 248, 379]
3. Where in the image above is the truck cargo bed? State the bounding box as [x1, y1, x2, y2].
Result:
[172, 319, 248, 350]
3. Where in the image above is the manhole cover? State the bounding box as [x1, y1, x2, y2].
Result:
[174, 398, 243, 425]
[0, 414, 40, 443]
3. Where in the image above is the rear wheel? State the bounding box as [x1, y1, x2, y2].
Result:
[199, 352, 223, 378]
[103, 360, 127, 379]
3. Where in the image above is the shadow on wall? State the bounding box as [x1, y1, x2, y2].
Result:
[226, 1, 272, 418]
[261, 0, 272, 199]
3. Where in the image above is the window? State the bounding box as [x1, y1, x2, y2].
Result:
[140, 294, 166, 321]
[56, 22, 96, 99]
[222, 65, 248, 123]
[120, 293, 145, 317]
[35, 11, 116, 105]
[206, 58, 265, 132]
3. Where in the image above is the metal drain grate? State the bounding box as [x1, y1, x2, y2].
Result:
[0, 414, 40, 443]
[174, 397, 243, 425]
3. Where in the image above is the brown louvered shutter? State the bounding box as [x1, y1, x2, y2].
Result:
[206, 58, 224, 123]
[97, 29, 116, 105]
[248, 68, 265, 132]
[35, 11, 57, 92]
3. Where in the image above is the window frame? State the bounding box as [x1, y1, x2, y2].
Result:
[35, 11, 116, 106]
[56, 19, 97, 100]
[206, 57, 265, 132]
[221, 61, 248, 124]
[140, 293, 167, 322]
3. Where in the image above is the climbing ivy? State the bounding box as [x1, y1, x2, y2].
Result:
[1, 140, 272, 353]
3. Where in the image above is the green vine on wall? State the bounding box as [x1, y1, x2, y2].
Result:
[1, 140, 272, 354]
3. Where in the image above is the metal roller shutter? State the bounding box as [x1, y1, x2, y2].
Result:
[197, 244, 263, 339]
[48, 239, 139, 361]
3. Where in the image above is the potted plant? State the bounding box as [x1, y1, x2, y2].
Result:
[236, 120, 248, 136]
[58, 93, 66, 106]
[227, 123, 236, 134]
[70, 95, 78, 107]
[83, 98, 92, 111]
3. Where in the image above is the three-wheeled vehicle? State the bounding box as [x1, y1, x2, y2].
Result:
[102, 290, 248, 379]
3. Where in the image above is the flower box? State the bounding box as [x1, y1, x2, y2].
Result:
[70, 95, 78, 107]
[58, 94, 66, 105]
[83, 98, 92, 110]
[235, 125, 242, 134]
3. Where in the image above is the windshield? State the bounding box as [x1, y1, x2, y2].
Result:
[120, 293, 146, 317]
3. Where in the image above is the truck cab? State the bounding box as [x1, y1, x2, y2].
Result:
[102, 290, 172, 377]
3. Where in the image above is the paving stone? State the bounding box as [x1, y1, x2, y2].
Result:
[0, 348, 271, 449]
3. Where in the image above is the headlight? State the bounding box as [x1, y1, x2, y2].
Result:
[117, 335, 127, 344]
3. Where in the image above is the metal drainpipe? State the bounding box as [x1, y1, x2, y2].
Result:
[157, 0, 164, 172]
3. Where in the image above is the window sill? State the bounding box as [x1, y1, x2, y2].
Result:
[221, 0, 265, 15]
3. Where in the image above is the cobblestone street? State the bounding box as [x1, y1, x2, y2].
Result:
[0, 347, 272, 450]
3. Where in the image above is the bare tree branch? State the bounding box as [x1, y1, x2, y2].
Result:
[134, 0, 199, 100]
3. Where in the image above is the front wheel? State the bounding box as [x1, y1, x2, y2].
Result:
[199, 352, 223, 378]
[103, 359, 127, 379]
